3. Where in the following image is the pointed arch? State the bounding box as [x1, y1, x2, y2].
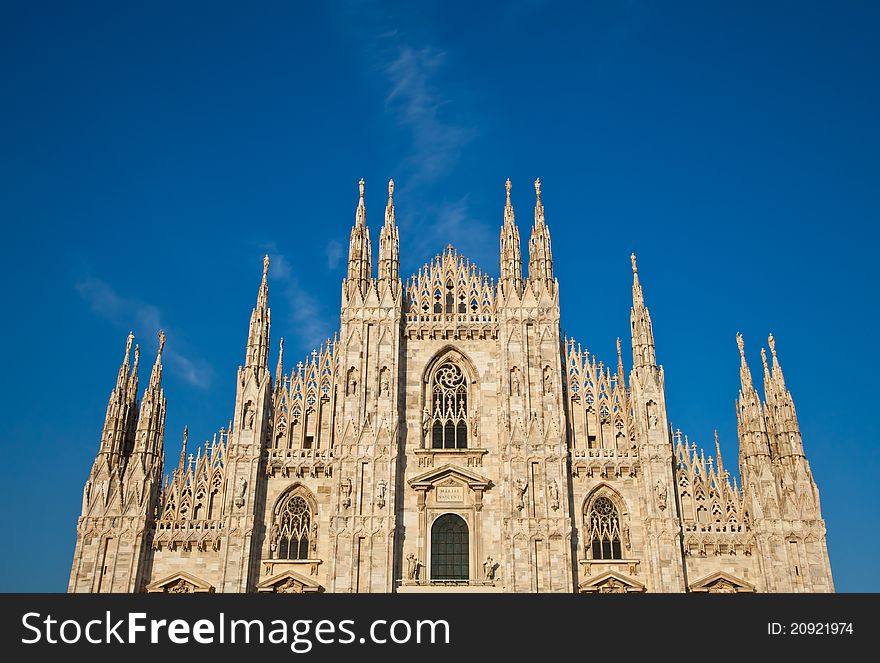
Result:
[270, 483, 319, 560]
[582, 484, 629, 561]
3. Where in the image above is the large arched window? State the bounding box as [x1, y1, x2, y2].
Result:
[430, 362, 468, 449]
[276, 495, 312, 560]
[431, 514, 469, 581]
[588, 496, 622, 560]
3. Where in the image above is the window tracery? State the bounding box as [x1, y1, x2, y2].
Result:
[272, 493, 313, 560]
[430, 362, 468, 449]
[587, 496, 623, 560]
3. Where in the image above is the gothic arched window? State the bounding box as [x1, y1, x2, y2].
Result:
[431, 514, 469, 581]
[430, 362, 468, 449]
[276, 495, 312, 560]
[588, 496, 622, 560]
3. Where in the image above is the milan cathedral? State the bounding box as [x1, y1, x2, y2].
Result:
[69, 178, 834, 593]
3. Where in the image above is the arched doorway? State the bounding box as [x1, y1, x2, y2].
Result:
[431, 514, 469, 581]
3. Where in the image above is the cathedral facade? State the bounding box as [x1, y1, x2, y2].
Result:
[69, 179, 834, 593]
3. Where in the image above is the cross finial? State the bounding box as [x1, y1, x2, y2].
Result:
[630, 252, 638, 274]
[505, 178, 512, 204]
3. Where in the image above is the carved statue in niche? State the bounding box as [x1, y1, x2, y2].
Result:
[376, 479, 387, 509]
[623, 525, 631, 549]
[469, 411, 479, 439]
[543, 366, 553, 394]
[379, 368, 390, 397]
[406, 553, 421, 581]
[511, 367, 522, 397]
[269, 523, 280, 553]
[483, 556, 496, 581]
[242, 400, 255, 430]
[548, 479, 560, 511]
[654, 479, 667, 511]
[347, 368, 358, 396]
[235, 477, 247, 508]
[310, 521, 318, 555]
[341, 478, 352, 509]
[514, 478, 528, 510]
[647, 401, 658, 430]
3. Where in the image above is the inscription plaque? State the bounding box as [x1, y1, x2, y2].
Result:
[436, 486, 465, 503]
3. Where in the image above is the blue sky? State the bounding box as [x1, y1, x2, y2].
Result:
[1, 1, 877, 592]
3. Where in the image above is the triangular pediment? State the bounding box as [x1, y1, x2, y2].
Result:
[256, 569, 324, 594]
[689, 571, 755, 593]
[408, 463, 492, 490]
[578, 570, 645, 594]
[145, 571, 214, 593]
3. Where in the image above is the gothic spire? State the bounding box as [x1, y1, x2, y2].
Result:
[274, 337, 284, 390]
[630, 254, 657, 372]
[178, 425, 188, 474]
[133, 330, 167, 457]
[527, 177, 554, 289]
[762, 333, 804, 459]
[735, 333, 771, 465]
[347, 178, 373, 296]
[100, 332, 140, 458]
[714, 430, 725, 478]
[377, 178, 400, 295]
[499, 178, 523, 296]
[245, 255, 271, 370]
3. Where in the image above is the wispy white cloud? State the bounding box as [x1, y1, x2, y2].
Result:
[325, 240, 344, 269]
[260, 244, 337, 357]
[385, 46, 476, 184]
[75, 277, 213, 389]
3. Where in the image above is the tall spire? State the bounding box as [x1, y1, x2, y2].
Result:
[347, 178, 372, 296]
[134, 330, 167, 456]
[244, 256, 271, 370]
[274, 337, 284, 389]
[762, 333, 804, 459]
[630, 254, 657, 372]
[377, 178, 400, 295]
[714, 430, 725, 478]
[499, 178, 523, 295]
[100, 332, 140, 458]
[735, 332, 771, 468]
[527, 177, 554, 289]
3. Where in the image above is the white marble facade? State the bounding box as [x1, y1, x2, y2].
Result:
[69, 179, 834, 594]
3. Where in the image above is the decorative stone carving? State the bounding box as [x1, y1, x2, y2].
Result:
[234, 477, 247, 508]
[341, 477, 352, 509]
[654, 479, 667, 511]
[514, 478, 528, 511]
[548, 478, 560, 511]
[406, 553, 421, 581]
[376, 479, 387, 509]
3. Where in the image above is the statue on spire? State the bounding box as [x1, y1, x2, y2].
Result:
[505, 178, 512, 204]
[157, 329, 166, 356]
[388, 178, 394, 201]
[263, 254, 270, 277]
[534, 177, 541, 202]
[359, 177, 365, 201]
[736, 332, 745, 357]
[631, 253, 638, 274]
